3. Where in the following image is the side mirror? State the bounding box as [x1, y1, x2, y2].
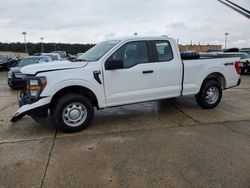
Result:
[105, 59, 123, 70]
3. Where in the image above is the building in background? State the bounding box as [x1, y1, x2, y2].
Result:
[0, 51, 28, 58]
[179, 44, 222, 52]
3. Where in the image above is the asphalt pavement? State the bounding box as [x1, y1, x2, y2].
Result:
[0, 71, 250, 188]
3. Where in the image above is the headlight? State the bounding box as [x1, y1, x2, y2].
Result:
[8, 71, 12, 78]
[26, 77, 47, 99]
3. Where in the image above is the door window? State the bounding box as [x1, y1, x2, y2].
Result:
[155, 41, 173, 62]
[109, 41, 149, 68]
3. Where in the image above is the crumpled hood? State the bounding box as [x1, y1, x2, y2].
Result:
[20, 60, 88, 75]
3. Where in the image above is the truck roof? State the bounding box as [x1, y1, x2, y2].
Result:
[110, 36, 172, 42]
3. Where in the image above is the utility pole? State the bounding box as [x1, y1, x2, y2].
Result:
[224, 32, 229, 49]
[22, 32, 28, 54]
[40, 37, 44, 53]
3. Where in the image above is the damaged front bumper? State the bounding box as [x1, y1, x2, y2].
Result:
[11, 91, 51, 122]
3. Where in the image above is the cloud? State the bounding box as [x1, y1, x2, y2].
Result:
[0, 0, 249, 48]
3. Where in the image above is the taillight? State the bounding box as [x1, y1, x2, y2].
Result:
[235, 61, 241, 75]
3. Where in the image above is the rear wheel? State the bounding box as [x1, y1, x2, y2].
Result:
[195, 80, 222, 109]
[52, 94, 94, 133]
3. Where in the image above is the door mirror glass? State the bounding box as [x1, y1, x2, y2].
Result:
[105, 59, 123, 70]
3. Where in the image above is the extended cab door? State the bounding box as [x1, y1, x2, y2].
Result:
[153, 40, 183, 98]
[103, 41, 156, 107]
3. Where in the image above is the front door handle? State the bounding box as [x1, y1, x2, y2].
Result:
[142, 70, 154, 74]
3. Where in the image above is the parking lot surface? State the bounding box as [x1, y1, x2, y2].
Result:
[0, 71, 250, 188]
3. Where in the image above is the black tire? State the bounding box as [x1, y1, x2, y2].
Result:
[195, 80, 222, 109]
[52, 93, 94, 133]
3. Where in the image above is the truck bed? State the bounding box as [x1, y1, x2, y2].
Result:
[182, 57, 240, 95]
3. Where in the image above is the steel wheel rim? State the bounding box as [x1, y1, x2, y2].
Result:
[62, 102, 87, 127]
[206, 87, 219, 105]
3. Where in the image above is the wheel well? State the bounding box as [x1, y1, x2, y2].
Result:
[203, 72, 226, 89]
[49, 86, 98, 109]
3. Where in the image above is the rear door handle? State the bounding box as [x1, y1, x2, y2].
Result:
[142, 70, 154, 74]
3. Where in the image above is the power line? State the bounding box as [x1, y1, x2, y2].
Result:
[218, 0, 250, 19]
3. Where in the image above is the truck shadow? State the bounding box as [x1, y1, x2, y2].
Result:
[85, 97, 198, 134]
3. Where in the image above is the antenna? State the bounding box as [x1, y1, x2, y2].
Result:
[225, 0, 250, 15]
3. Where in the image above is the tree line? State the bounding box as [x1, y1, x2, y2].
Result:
[0, 42, 95, 55]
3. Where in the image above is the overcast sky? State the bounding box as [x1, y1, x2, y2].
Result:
[0, 0, 249, 48]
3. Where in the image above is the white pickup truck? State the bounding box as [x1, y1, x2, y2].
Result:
[11, 36, 241, 132]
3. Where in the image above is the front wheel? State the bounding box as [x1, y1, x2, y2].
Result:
[195, 80, 222, 109]
[52, 94, 94, 133]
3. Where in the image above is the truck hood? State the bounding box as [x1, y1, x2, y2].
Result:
[20, 61, 88, 75]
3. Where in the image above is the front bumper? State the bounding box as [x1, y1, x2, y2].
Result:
[11, 93, 51, 122]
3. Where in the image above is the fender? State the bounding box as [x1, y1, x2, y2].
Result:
[11, 76, 105, 122]
[43, 79, 105, 108]
[197, 66, 227, 90]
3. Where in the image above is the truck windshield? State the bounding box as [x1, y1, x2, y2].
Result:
[78, 40, 120, 62]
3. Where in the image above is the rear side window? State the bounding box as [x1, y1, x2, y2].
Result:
[155, 41, 173, 62]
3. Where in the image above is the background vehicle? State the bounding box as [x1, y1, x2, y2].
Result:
[8, 56, 52, 89]
[207, 49, 223, 53]
[76, 53, 85, 59]
[239, 49, 250, 54]
[239, 53, 250, 74]
[68, 54, 76, 61]
[51, 51, 67, 59]
[41, 53, 61, 61]
[11, 36, 241, 133]
[0, 54, 19, 70]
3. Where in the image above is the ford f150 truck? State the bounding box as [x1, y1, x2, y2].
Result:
[11, 36, 241, 132]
